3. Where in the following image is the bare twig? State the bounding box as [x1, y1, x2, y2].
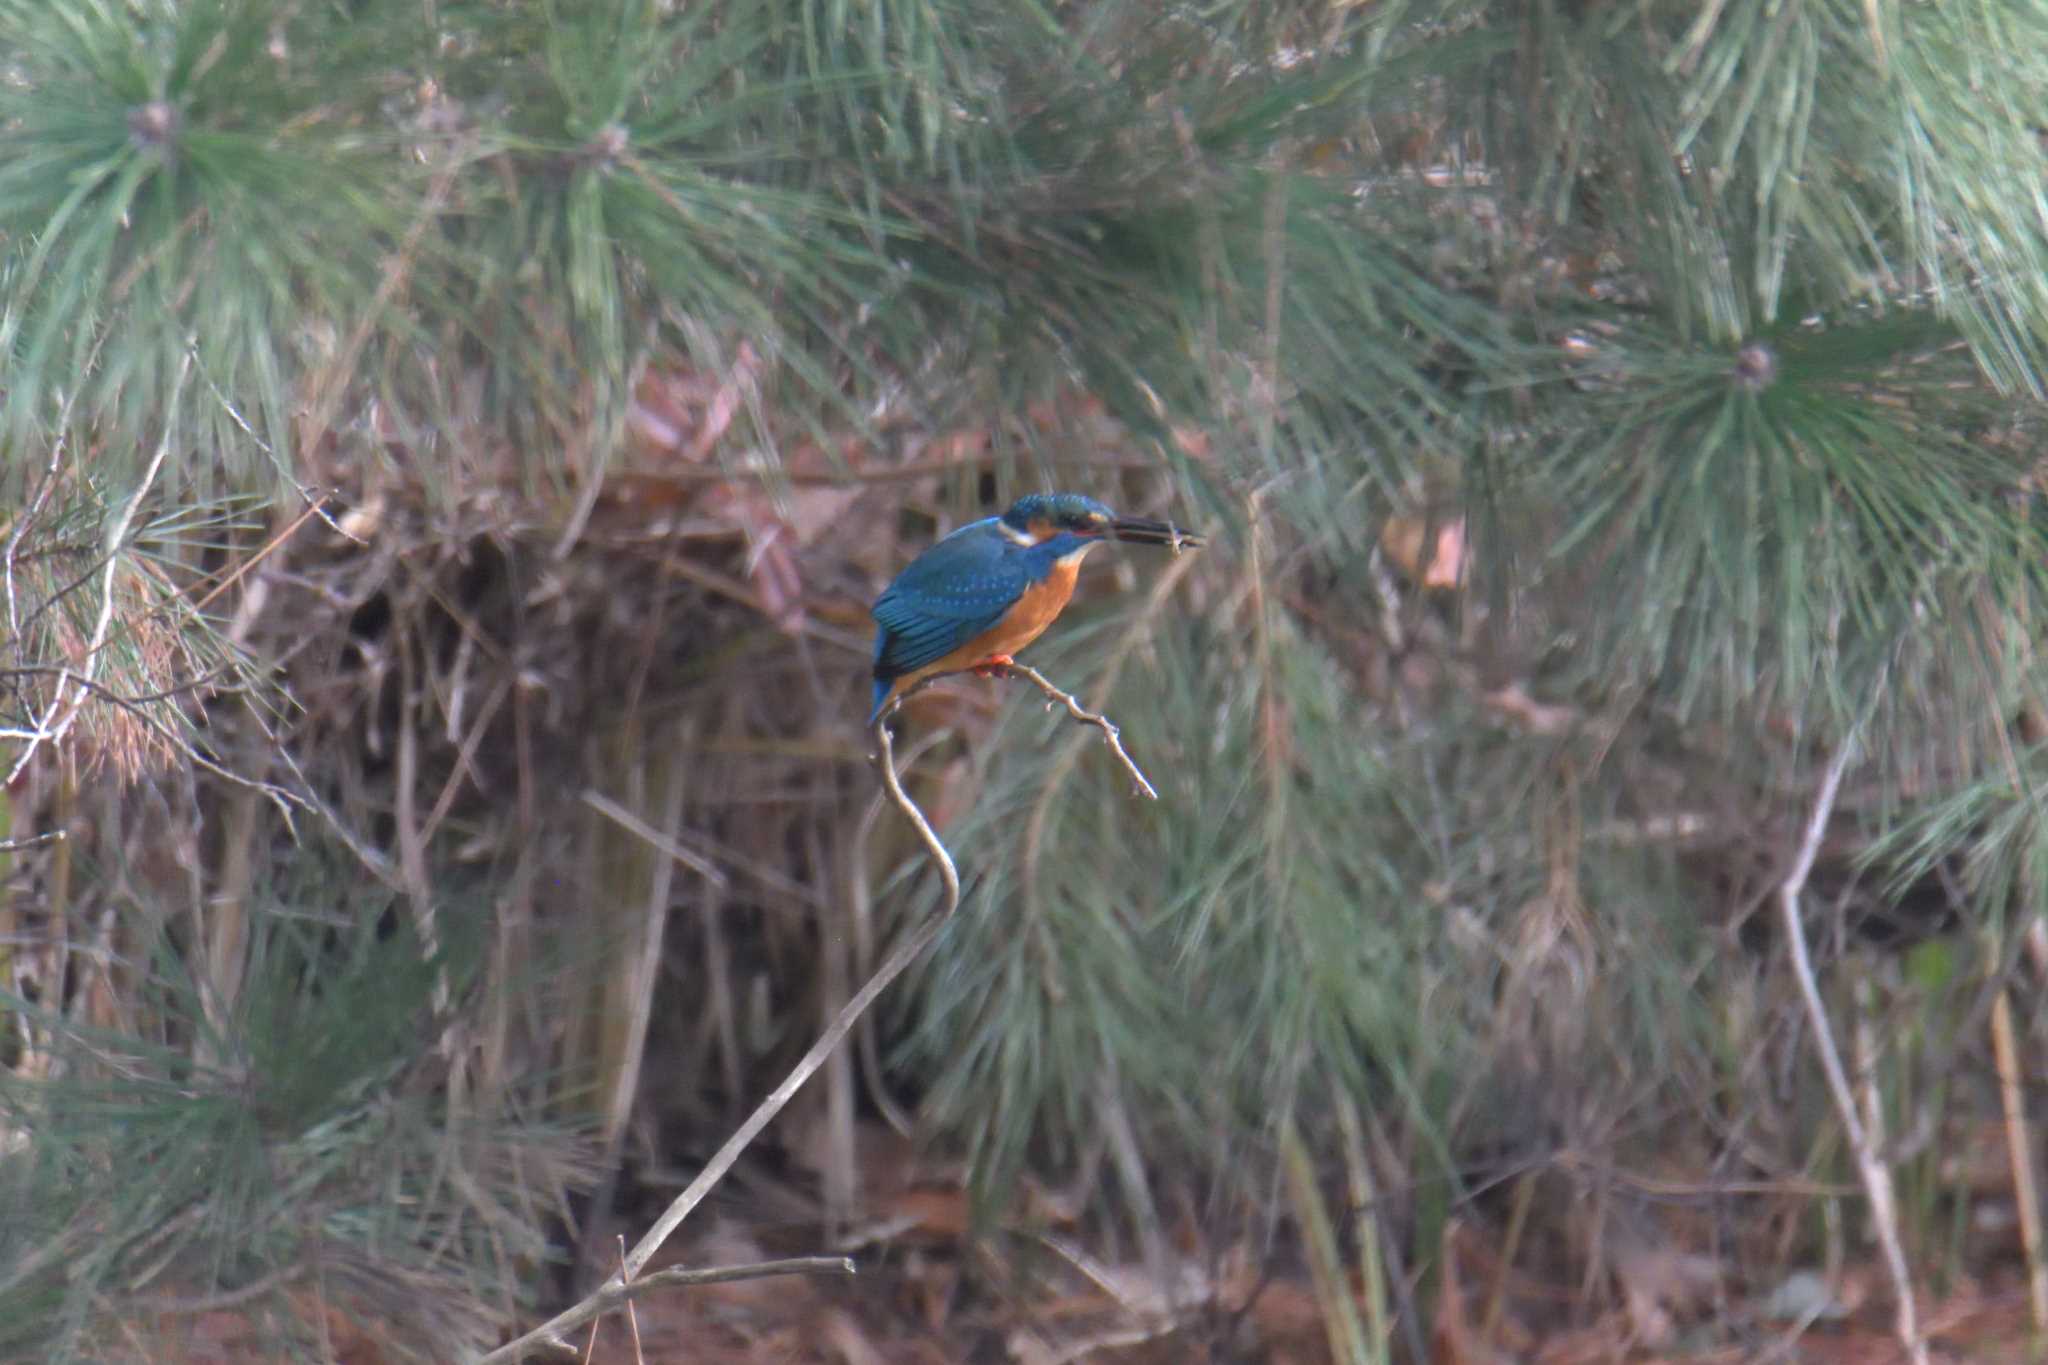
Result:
[27, 664, 304, 832]
[1777, 723, 1925, 1365]
[574, 1235, 648, 1365]
[130, 1264, 309, 1315]
[580, 788, 728, 887]
[582, 763, 689, 1275]
[529, 1258, 858, 1362]
[4, 329, 113, 646]
[575, 1282, 602, 1364]
[195, 354, 360, 543]
[0, 661, 252, 706]
[847, 726, 951, 1138]
[610, 1257, 855, 1297]
[998, 661, 1160, 799]
[617, 1236, 644, 1365]
[4, 429, 71, 644]
[188, 494, 332, 613]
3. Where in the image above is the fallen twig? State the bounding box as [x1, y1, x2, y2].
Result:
[524, 1259, 857, 1361]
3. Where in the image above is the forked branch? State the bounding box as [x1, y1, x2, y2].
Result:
[995, 661, 1159, 799]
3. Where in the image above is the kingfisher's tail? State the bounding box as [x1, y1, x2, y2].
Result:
[868, 676, 892, 724]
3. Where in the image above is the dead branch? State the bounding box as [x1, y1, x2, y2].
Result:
[998, 661, 1160, 800]
[1777, 719, 1925, 1365]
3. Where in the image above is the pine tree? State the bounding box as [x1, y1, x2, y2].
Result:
[3, 0, 2046, 1357]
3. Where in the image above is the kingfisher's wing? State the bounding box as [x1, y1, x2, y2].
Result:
[871, 518, 1033, 679]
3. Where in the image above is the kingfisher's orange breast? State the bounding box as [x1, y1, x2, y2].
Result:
[875, 550, 1097, 712]
[885, 555, 1082, 696]
[976, 556, 1082, 657]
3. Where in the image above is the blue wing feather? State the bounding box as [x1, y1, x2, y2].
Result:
[871, 518, 1031, 680]
[868, 519, 1097, 719]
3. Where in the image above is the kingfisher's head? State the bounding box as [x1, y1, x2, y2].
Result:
[1001, 493, 1113, 542]
[999, 493, 1202, 549]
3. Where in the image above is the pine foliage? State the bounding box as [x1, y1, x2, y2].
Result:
[3, 0, 2048, 1353]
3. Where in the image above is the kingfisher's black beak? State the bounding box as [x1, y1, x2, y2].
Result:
[1110, 515, 1205, 550]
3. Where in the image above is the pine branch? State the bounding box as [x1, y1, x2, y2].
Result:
[4, 346, 191, 787]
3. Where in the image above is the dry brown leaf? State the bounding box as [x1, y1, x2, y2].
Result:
[686, 341, 760, 461]
[628, 364, 719, 454]
[784, 487, 864, 548]
[1245, 1279, 1327, 1340]
[700, 486, 808, 634]
[597, 473, 693, 519]
[1939, 1117, 2017, 1195]
[1482, 682, 1580, 736]
[879, 1186, 974, 1240]
[1381, 514, 1470, 590]
[624, 344, 762, 462]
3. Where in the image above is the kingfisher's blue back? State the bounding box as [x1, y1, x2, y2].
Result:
[869, 517, 1096, 720]
[867, 493, 1201, 722]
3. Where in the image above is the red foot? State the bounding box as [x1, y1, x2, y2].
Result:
[970, 653, 1016, 678]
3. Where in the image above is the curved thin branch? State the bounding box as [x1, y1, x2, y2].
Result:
[1777, 713, 1924, 1365]
[477, 667, 1165, 1363]
[473, 719, 959, 1365]
[998, 662, 1159, 800]
[882, 650, 1170, 801]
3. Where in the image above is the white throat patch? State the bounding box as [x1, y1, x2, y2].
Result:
[1056, 541, 1100, 566]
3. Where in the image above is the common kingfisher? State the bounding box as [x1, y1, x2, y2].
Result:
[869, 492, 1204, 722]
